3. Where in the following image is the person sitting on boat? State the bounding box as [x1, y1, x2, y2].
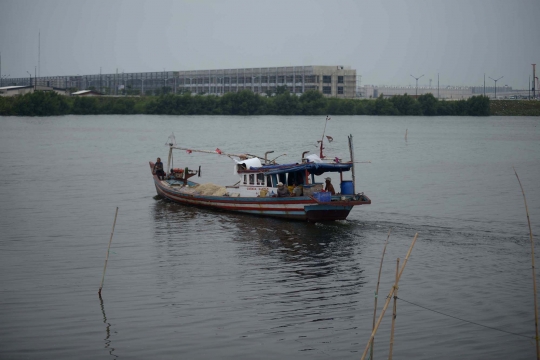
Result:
[292, 183, 303, 197]
[276, 182, 290, 197]
[153, 157, 166, 180]
[325, 177, 336, 195]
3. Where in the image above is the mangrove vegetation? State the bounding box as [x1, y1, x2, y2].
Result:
[0, 89, 498, 117]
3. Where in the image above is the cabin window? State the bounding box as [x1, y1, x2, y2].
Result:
[249, 174, 255, 185]
[266, 175, 272, 187]
[257, 173, 264, 185]
[271, 174, 278, 187]
[243, 175, 247, 184]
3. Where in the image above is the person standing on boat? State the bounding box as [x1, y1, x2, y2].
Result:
[276, 182, 290, 197]
[153, 157, 166, 180]
[325, 177, 336, 195]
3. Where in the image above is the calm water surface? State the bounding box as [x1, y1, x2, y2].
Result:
[0, 115, 539, 359]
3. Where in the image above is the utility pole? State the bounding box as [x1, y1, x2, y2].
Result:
[533, 64, 536, 100]
[483, 74, 485, 97]
[437, 73, 439, 99]
[410, 74, 424, 97]
[489, 76, 503, 99]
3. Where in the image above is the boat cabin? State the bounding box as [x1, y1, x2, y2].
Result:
[231, 157, 354, 198]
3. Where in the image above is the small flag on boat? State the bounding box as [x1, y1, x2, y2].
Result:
[326, 116, 331, 121]
[215, 148, 222, 154]
[334, 157, 341, 163]
[186, 149, 192, 154]
[326, 135, 333, 143]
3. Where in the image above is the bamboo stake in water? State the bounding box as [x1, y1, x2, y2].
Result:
[405, 129, 408, 141]
[388, 258, 400, 360]
[370, 228, 392, 360]
[513, 167, 540, 359]
[361, 233, 418, 360]
[98, 207, 119, 297]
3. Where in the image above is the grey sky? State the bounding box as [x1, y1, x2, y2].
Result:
[1, 0, 539, 89]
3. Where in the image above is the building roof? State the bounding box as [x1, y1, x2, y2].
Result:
[0, 85, 31, 90]
[71, 90, 102, 95]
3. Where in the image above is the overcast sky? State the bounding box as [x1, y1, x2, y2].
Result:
[1, 0, 539, 88]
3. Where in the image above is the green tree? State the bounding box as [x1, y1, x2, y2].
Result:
[466, 95, 490, 116]
[372, 95, 398, 115]
[272, 92, 301, 115]
[299, 90, 326, 115]
[275, 85, 289, 96]
[72, 96, 99, 115]
[417, 93, 438, 115]
[390, 94, 422, 115]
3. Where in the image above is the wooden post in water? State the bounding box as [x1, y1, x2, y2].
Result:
[513, 168, 540, 359]
[405, 129, 408, 141]
[360, 233, 418, 360]
[388, 258, 400, 360]
[98, 207, 119, 297]
[370, 229, 392, 360]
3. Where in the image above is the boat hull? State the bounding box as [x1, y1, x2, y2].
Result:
[152, 174, 370, 222]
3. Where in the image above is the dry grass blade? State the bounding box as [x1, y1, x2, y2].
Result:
[513, 167, 539, 359]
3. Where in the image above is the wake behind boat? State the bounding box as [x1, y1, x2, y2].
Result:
[150, 119, 371, 222]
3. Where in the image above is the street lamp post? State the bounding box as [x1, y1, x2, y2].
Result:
[26, 71, 32, 88]
[489, 76, 503, 99]
[410, 74, 424, 97]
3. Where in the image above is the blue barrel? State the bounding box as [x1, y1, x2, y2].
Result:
[341, 180, 354, 195]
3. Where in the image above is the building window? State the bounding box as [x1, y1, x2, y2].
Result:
[338, 76, 344, 84]
[323, 86, 331, 94]
[338, 87, 344, 94]
[323, 75, 332, 83]
[278, 76, 285, 84]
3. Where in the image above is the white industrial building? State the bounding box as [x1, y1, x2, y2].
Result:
[7, 65, 358, 98]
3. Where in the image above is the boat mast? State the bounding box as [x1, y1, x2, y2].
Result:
[348, 134, 356, 194]
[167, 145, 173, 173]
[319, 116, 331, 158]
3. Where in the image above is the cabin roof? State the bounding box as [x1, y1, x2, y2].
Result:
[248, 162, 353, 176]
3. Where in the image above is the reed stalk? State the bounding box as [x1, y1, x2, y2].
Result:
[513, 167, 539, 359]
[370, 229, 392, 360]
[388, 258, 400, 360]
[361, 233, 418, 360]
[98, 207, 119, 297]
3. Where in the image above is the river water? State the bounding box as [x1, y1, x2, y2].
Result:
[0, 115, 539, 359]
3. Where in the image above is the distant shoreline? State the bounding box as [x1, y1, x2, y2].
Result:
[1, 90, 538, 116]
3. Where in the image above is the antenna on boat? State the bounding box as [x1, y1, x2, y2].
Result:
[319, 116, 331, 159]
[166, 133, 176, 173]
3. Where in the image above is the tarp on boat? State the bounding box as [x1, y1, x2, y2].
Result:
[250, 162, 353, 176]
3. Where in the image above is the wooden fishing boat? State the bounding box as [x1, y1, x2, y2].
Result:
[150, 121, 371, 222]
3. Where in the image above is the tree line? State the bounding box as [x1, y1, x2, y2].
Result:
[0, 88, 490, 117]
